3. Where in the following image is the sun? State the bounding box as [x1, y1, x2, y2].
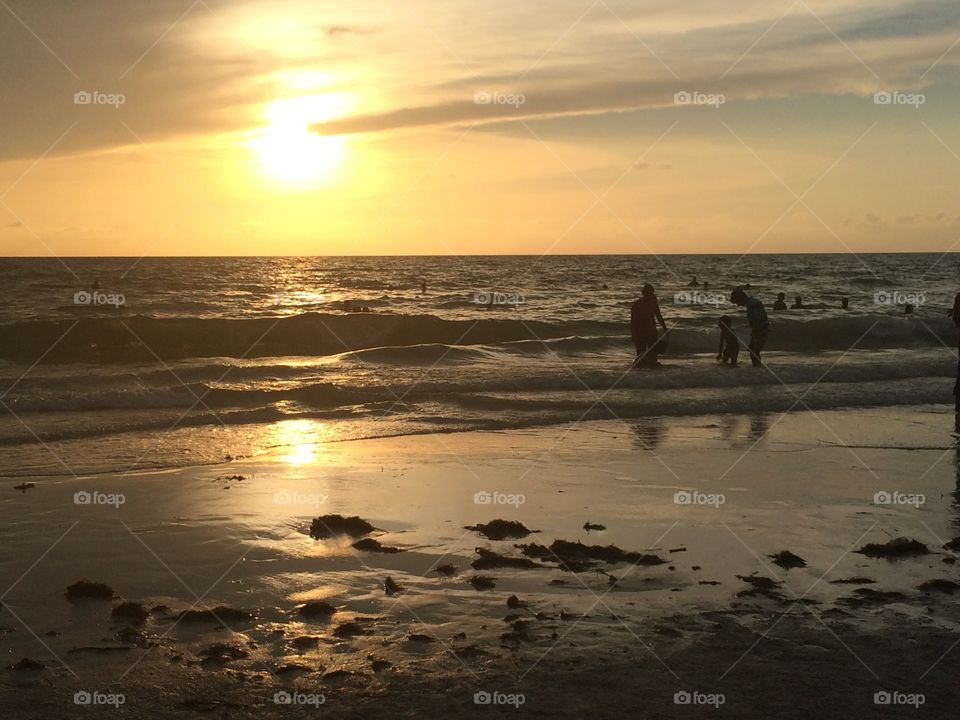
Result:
[251, 93, 348, 186]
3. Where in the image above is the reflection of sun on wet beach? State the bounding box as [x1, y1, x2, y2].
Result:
[270, 419, 337, 466]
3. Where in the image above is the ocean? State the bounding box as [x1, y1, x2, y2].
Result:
[0, 254, 957, 476]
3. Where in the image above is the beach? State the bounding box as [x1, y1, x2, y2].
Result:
[4, 405, 960, 718]
[4, 0, 960, 712]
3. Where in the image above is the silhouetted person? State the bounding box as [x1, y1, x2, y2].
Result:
[841, 297, 849, 310]
[773, 292, 787, 311]
[688, 276, 700, 287]
[904, 303, 915, 316]
[717, 315, 739, 367]
[791, 295, 803, 309]
[421, 280, 427, 294]
[703, 281, 710, 292]
[730, 287, 769, 368]
[631, 284, 667, 368]
[950, 293, 960, 409]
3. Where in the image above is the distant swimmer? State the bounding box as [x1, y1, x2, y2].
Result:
[841, 297, 849, 310]
[773, 292, 787, 311]
[631, 284, 668, 369]
[730, 287, 769, 368]
[688, 276, 700, 287]
[791, 295, 804, 309]
[420, 280, 427, 295]
[716, 315, 739, 367]
[904, 303, 915, 316]
[601, 284, 609, 290]
[702, 281, 709, 292]
[91, 279, 100, 291]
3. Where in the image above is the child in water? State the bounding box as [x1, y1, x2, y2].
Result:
[716, 315, 739, 367]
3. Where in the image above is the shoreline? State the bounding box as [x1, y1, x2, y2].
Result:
[2, 406, 960, 718]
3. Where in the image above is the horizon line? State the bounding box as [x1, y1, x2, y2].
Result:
[3, 251, 960, 260]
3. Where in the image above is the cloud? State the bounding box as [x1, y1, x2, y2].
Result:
[1, 0, 958, 161]
[312, 0, 960, 137]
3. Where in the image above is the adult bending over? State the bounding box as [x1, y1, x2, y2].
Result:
[730, 287, 769, 367]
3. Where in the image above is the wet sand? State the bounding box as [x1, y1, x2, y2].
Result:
[2, 406, 960, 718]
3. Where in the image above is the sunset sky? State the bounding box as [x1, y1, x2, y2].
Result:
[1, 0, 958, 256]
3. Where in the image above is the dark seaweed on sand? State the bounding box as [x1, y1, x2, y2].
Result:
[829, 577, 875, 585]
[468, 575, 496, 590]
[515, 539, 665, 572]
[177, 606, 254, 623]
[332, 621, 368, 638]
[856, 537, 928, 558]
[199, 643, 249, 665]
[735, 574, 786, 600]
[352, 538, 403, 553]
[465, 519, 534, 540]
[11, 657, 44, 671]
[472, 548, 540, 570]
[298, 601, 337, 619]
[384, 577, 403, 596]
[65, 580, 115, 601]
[111, 601, 150, 623]
[290, 635, 320, 651]
[769, 550, 807, 569]
[310, 514, 376, 539]
[837, 588, 908, 607]
[917, 579, 960, 593]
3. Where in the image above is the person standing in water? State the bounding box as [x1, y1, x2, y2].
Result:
[631, 284, 667, 368]
[773, 292, 787, 310]
[950, 293, 960, 410]
[716, 315, 739, 367]
[730, 287, 769, 367]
